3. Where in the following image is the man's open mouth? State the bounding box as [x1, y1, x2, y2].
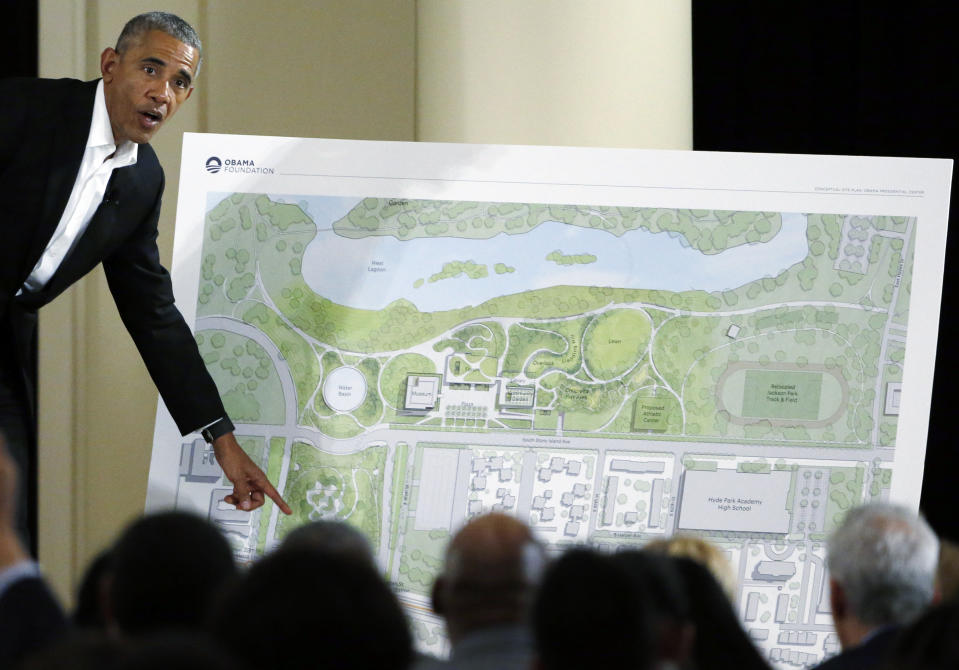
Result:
[140, 110, 163, 123]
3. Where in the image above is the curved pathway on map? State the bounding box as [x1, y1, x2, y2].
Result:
[197, 315, 298, 428]
[195, 315, 372, 456]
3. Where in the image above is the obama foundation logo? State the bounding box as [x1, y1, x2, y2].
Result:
[204, 155, 275, 175]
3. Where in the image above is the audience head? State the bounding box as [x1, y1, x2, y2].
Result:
[644, 534, 737, 600]
[209, 546, 412, 670]
[672, 556, 772, 670]
[279, 519, 375, 566]
[18, 632, 126, 670]
[612, 550, 695, 668]
[113, 632, 237, 670]
[20, 632, 237, 670]
[532, 548, 654, 670]
[826, 502, 938, 647]
[106, 511, 236, 636]
[935, 537, 959, 602]
[432, 512, 546, 644]
[73, 548, 113, 630]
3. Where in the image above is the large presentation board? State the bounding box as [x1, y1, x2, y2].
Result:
[149, 135, 952, 666]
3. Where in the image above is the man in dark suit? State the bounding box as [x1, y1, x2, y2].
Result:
[814, 503, 940, 670]
[0, 12, 290, 543]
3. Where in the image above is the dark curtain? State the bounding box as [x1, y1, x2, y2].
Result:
[1, 2, 37, 79]
[1, 1, 39, 553]
[693, 2, 958, 539]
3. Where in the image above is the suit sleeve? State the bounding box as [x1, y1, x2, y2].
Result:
[102, 172, 231, 436]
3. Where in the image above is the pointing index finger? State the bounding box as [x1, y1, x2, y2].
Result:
[270, 489, 293, 515]
[262, 480, 292, 515]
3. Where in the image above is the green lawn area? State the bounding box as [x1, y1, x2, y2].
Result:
[583, 309, 652, 380]
[276, 441, 386, 550]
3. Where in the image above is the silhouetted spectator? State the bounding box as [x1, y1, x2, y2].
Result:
[107, 511, 236, 636]
[0, 433, 68, 667]
[209, 546, 413, 670]
[612, 550, 695, 669]
[934, 537, 959, 602]
[417, 513, 547, 670]
[72, 548, 112, 630]
[814, 503, 939, 670]
[532, 548, 654, 670]
[645, 533, 738, 601]
[673, 556, 771, 670]
[20, 631, 239, 670]
[279, 518, 375, 565]
[115, 632, 239, 670]
[17, 632, 125, 670]
[882, 599, 959, 670]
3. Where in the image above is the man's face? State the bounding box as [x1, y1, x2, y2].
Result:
[100, 29, 198, 145]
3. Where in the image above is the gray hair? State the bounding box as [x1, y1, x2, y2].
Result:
[116, 11, 203, 77]
[827, 502, 939, 626]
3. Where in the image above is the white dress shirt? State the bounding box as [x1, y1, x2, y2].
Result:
[22, 80, 138, 293]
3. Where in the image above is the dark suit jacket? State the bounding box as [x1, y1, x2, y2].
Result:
[0, 575, 69, 667]
[814, 626, 899, 670]
[0, 77, 226, 435]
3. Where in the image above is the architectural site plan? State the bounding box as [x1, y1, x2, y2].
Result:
[148, 136, 952, 668]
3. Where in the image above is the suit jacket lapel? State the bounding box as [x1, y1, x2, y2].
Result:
[23, 81, 99, 279]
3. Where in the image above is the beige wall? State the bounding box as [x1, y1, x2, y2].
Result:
[36, 0, 690, 603]
[417, 0, 692, 149]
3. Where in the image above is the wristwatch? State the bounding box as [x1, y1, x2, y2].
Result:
[200, 416, 235, 444]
